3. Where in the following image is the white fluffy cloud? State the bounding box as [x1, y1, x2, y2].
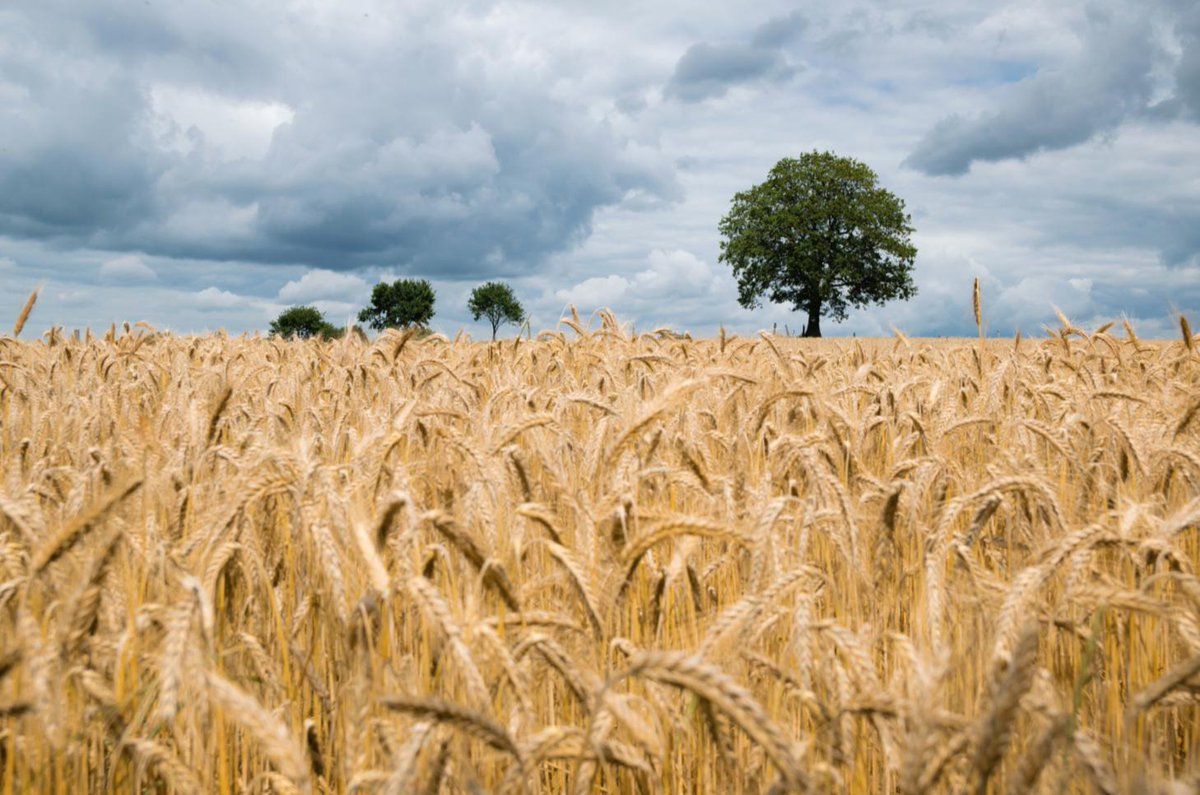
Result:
[555, 274, 633, 309]
[195, 286, 250, 310]
[543, 248, 743, 333]
[99, 255, 157, 282]
[150, 84, 295, 161]
[277, 269, 370, 303]
[555, 249, 720, 309]
[633, 249, 719, 297]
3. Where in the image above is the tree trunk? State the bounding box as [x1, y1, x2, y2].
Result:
[802, 300, 822, 338]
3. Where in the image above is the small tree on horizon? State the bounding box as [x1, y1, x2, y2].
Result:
[718, 151, 917, 337]
[269, 305, 343, 340]
[358, 279, 436, 331]
[468, 281, 526, 340]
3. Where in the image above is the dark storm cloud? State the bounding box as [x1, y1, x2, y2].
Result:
[0, 54, 166, 237]
[0, 2, 678, 277]
[905, 7, 1157, 176]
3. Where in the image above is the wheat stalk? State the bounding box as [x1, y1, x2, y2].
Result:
[970, 622, 1039, 793]
[205, 669, 311, 789]
[608, 650, 807, 789]
[381, 694, 524, 763]
[4, 313, 1199, 793]
[31, 477, 142, 574]
[12, 289, 37, 337]
[522, 538, 604, 636]
[124, 738, 204, 795]
[973, 278, 982, 337]
[406, 574, 491, 708]
[1005, 714, 1070, 795]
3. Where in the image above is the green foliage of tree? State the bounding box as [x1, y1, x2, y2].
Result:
[269, 305, 343, 340]
[718, 151, 917, 337]
[467, 281, 526, 340]
[357, 279, 436, 331]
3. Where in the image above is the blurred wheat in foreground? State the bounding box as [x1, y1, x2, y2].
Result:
[1, 314, 1198, 794]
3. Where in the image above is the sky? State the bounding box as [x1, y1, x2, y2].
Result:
[1, 0, 1198, 339]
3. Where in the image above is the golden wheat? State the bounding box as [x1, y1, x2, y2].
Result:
[0, 309, 1196, 793]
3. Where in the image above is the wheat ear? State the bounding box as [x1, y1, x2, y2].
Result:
[609, 650, 806, 789]
[32, 477, 142, 574]
[205, 669, 311, 789]
[426, 511, 520, 610]
[973, 278, 982, 337]
[513, 633, 596, 708]
[12, 289, 37, 337]
[310, 522, 349, 625]
[971, 622, 1039, 794]
[63, 529, 123, 658]
[1006, 714, 1070, 795]
[616, 517, 741, 600]
[381, 694, 523, 763]
[604, 378, 704, 469]
[517, 502, 566, 545]
[123, 738, 204, 795]
[405, 574, 490, 708]
[522, 538, 603, 636]
[699, 566, 822, 658]
[1131, 651, 1200, 712]
[384, 719, 435, 795]
[153, 599, 196, 725]
[1072, 728, 1118, 795]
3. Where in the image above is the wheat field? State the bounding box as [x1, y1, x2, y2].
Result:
[1, 309, 1198, 794]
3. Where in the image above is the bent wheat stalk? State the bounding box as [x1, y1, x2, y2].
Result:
[603, 650, 807, 790]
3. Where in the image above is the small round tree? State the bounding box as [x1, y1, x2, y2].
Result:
[468, 281, 526, 340]
[719, 151, 917, 337]
[269, 305, 342, 340]
[358, 279, 436, 331]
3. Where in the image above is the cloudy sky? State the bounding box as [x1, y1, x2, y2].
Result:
[1, 0, 1197, 338]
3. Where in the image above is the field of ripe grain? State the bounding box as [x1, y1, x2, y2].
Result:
[1, 314, 1198, 794]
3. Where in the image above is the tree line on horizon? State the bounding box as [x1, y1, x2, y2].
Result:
[269, 279, 526, 341]
[270, 151, 918, 341]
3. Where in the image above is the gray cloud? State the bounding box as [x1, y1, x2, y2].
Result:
[665, 14, 800, 104]
[0, 2, 678, 277]
[1051, 198, 1200, 269]
[750, 10, 807, 48]
[0, 56, 166, 236]
[99, 255, 157, 282]
[1163, 4, 1200, 119]
[905, 7, 1157, 175]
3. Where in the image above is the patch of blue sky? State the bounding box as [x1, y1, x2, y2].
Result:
[954, 60, 1038, 88]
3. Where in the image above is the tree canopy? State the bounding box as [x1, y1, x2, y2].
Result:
[468, 281, 526, 340]
[268, 305, 342, 340]
[718, 151, 917, 337]
[357, 279, 436, 331]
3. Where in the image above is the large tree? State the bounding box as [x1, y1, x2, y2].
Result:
[718, 152, 917, 337]
[468, 281, 526, 340]
[269, 305, 342, 340]
[358, 279, 436, 330]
